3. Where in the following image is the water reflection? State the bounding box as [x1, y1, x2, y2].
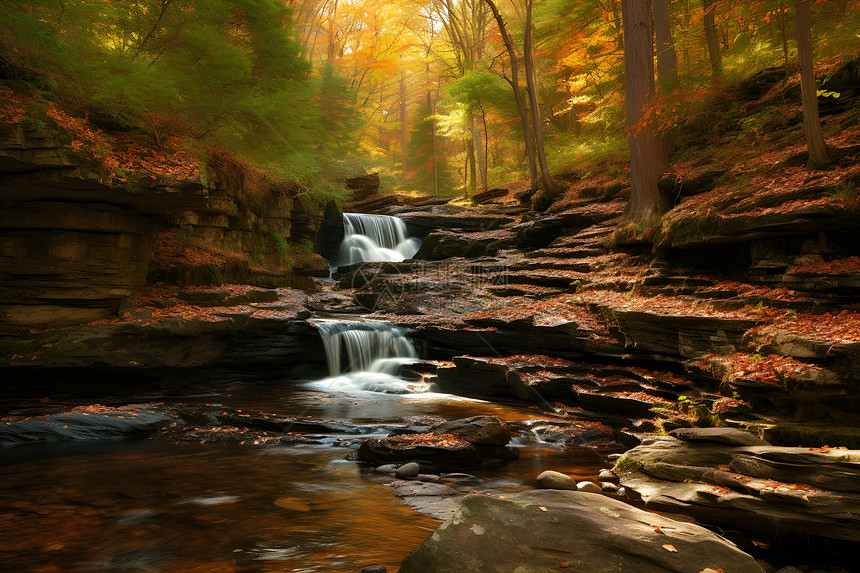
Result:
[0, 441, 439, 572]
[0, 383, 606, 573]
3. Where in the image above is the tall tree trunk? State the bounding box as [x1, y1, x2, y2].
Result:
[653, 0, 678, 87]
[472, 114, 487, 193]
[480, 104, 490, 192]
[622, 0, 669, 223]
[795, 0, 831, 167]
[702, 0, 722, 84]
[778, 2, 790, 76]
[428, 91, 439, 195]
[399, 67, 409, 178]
[482, 0, 538, 189]
[467, 132, 477, 195]
[326, 0, 339, 65]
[652, 0, 678, 156]
[523, 0, 556, 200]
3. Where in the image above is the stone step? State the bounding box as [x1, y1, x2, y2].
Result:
[531, 246, 605, 259]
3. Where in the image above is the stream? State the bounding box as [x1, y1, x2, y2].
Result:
[0, 316, 608, 573]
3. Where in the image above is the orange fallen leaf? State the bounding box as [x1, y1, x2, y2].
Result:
[662, 544, 677, 552]
[538, 506, 548, 512]
[653, 525, 663, 534]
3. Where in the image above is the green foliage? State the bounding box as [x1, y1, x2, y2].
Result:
[0, 0, 360, 197]
[270, 233, 289, 256]
[406, 100, 455, 194]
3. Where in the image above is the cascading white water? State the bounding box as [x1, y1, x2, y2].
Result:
[308, 319, 422, 394]
[337, 213, 421, 266]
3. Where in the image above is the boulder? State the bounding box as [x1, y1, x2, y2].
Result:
[576, 480, 602, 493]
[398, 490, 764, 573]
[535, 470, 578, 490]
[429, 416, 511, 446]
[357, 430, 518, 472]
[395, 462, 421, 479]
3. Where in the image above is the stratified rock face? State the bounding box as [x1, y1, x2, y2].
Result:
[0, 122, 329, 330]
[398, 490, 764, 573]
[615, 430, 860, 543]
[0, 202, 158, 328]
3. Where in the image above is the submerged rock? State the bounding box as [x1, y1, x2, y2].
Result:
[0, 405, 173, 446]
[398, 490, 764, 573]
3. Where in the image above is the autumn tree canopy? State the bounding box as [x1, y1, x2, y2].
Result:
[1, 0, 858, 203]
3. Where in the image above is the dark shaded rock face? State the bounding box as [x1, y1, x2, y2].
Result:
[344, 172, 380, 202]
[615, 431, 860, 543]
[398, 490, 764, 573]
[0, 125, 331, 331]
[0, 202, 159, 329]
[314, 200, 344, 262]
[0, 286, 327, 383]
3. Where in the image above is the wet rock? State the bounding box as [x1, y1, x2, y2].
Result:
[359, 566, 387, 573]
[375, 464, 398, 475]
[576, 480, 602, 493]
[391, 480, 464, 519]
[756, 560, 777, 573]
[399, 490, 764, 573]
[573, 388, 663, 417]
[395, 462, 420, 479]
[357, 433, 479, 471]
[669, 427, 770, 446]
[774, 568, 803, 573]
[615, 435, 860, 542]
[600, 482, 619, 494]
[0, 405, 173, 447]
[429, 416, 511, 446]
[535, 470, 578, 490]
[598, 469, 619, 483]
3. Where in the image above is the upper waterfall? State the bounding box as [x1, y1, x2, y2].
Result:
[337, 213, 420, 266]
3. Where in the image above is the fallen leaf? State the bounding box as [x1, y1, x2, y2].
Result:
[662, 544, 677, 552]
[538, 506, 548, 511]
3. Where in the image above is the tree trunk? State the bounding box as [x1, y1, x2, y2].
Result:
[653, 0, 677, 86]
[795, 0, 831, 167]
[652, 0, 678, 156]
[473, 114, 487, 193]
[778, 3, 790, 76]
[428, 91, 439, 195]
[524, 0, 556, 199]
[480, 104, 490, 192]
[702, 0, 722, 84]
[622, 0, 669, 223]
[467, 131, 477, 195]
[482, 0, 538, 189]
[399, 67, 409, 178]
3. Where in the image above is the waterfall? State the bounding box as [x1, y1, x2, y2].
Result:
[337, 213, 420, 266]
[308, 320, 422, 394]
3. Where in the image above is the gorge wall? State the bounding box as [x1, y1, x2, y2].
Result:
[0, 118, 330, 333]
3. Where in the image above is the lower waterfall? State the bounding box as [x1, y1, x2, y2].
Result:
[308, 319, 422, 394]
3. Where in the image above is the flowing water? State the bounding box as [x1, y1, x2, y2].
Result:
[337, 213, 420, 266]
[307, 319, 419, 394]
[0, 321, 607, 573]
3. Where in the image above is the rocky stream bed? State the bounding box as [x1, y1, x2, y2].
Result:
[4, 105, 860, 570]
